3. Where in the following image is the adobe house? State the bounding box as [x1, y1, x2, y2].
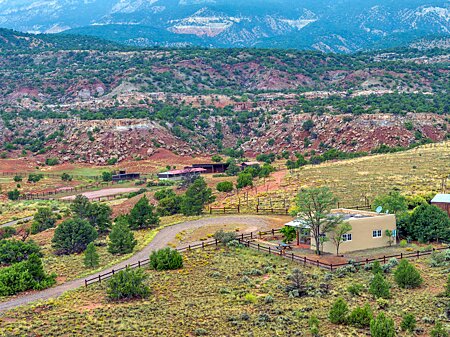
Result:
[430, 194, 450, 217]
[287, 209, 397, 254]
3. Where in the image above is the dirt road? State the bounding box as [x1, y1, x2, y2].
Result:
[0, 215, 278, 313]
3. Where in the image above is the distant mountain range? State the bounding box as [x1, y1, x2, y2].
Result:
[0, 0, 449, 52]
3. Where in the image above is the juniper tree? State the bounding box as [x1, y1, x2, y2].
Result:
[84, 242, 99, 268]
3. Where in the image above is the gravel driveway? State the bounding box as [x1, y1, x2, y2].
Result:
[0, 215, 273, 313]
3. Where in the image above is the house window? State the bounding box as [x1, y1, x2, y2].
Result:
[342, 233, 352, 242]
[372, 230, 382, 238]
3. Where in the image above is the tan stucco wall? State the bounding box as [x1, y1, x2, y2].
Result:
[311, 211, 397, 254]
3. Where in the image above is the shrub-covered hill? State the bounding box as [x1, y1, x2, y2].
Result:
[0, 248, 448, 336]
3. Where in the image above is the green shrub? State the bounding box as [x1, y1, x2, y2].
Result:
[149, 248, 183, 271]
[31, 207, 57, 234]
[0, 254, 56, 296]
[369, 273, 391, 299]
[244, 293, 257, 304]
[400, 313, 416, 332]
[52, 218, 98, 255]
[394, 259, 423, 289]
[445, 274, 450, 297]
[308, 316, 320, 336]
[429, 249, 450, 267]
[45, 157, 59, 166]
[106, 268, 150, 301]
[400, 239, 408, 248]
[28, 173, 43, 183]
[348, 304, 373, 328]
[213, 230, 237, 245]
[216, 181, 233, 193]
[61, 173, 72, 181]
[371, 260, 383, 274]
[431, 322, 449, 337]
[102, 171, 112, 182]
[347, 283, 364, 296]
[370, 313, 395, 337]
[0, 227, 16, 240]
[329, 298, 348, 324]
[236, 172, 253, 189]
[0, 239, 42, 265]
[84, 242, 99, 268]
[7, 189, 20, 200]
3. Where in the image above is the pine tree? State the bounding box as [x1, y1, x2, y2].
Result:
[394, 259, 423, 289]
[369, 273, 391, 299]
[180, 177, 214, 216]
[108, 219, 137, 255]
[128, 196, 159, 230]
[84, 242, 99, 268]
[329, 298, 349, 324]
[370, 313, 395, 337]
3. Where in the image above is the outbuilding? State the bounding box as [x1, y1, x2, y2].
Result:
[157, 167, 207, 181]
[431, 194, 450, 217]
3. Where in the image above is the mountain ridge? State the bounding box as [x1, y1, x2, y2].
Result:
[0, 0, 449, 52]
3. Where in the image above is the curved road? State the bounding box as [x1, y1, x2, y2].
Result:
[0, 215, 276, 313]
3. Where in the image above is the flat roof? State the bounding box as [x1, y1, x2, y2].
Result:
[431, 194, 450, 203]
[159, 168, 207, 175]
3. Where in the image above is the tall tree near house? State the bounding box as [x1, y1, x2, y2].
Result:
[329, 222, 352, 256]
[290, 187, 340, 255]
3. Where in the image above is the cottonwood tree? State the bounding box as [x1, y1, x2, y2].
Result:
[329, 222, 352, 256]
[290, 187, 341, 255]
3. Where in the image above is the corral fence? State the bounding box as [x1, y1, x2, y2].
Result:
[239, 236, 449, 271]
[84, 231, 257, 286]
[1, 171, 100, 181]
[84, 228, 449, 286]
[18, 181, 126, 200]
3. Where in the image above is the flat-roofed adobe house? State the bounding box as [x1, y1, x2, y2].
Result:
[157, 168, 206, 181]
[431, 194, 450, 217]
[286, 209, 397, 254]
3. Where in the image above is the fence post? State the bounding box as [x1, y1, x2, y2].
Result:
[215, 239, 218, 246]
[98, 275, 101, 283]
[138, 261, 141, 268]
[188, 245, 191, 251]
[250, 232, 253, 239]
[258, 243, 260, 251]
[112, 269, 115, 275]
[417, 250, 419, 258]
[237, 205, 240, 213]
[400, 253, 402, 260]
[202, 242, 204, 249]
[291, 253, 294, 261]
[271, 229, 274, 236]
[241, 233, 244, 240]
[304, 257, 306, 266]
[85, 279, 87, 287]
[330, 264, 333, 272]
[317, 260, 319, 267]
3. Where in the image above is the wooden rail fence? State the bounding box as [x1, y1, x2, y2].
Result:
[84, 227, 449, 286]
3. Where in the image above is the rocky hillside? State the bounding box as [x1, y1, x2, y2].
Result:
[0, 0, 449, 52]
[1, 113, 449, 165]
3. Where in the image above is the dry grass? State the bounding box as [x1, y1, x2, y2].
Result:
[0, 247, 448, 336]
